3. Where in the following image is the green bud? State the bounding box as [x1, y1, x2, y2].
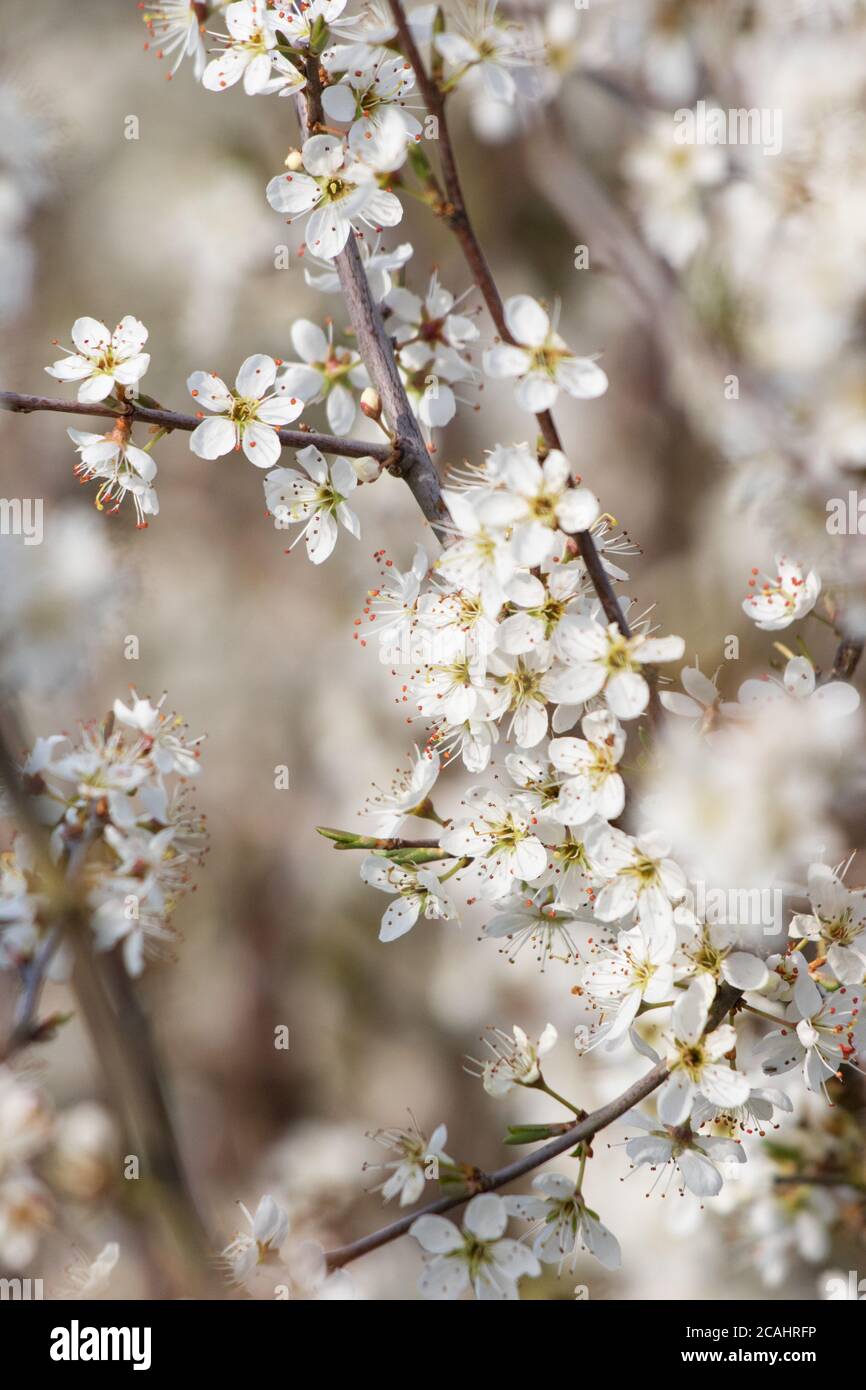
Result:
[309, 16, 329, 55]
[374, 847, 450, 865]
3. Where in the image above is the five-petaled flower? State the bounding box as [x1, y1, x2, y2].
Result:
[410, 1192, 541, 1300]
[483, 295, 608, 413]
[187, 353, 303, 467]
[263, 445, 361, 563]
[266, 133, 403, 259]
[47, 316, 150, 404]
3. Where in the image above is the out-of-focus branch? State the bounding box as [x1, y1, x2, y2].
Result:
[387, 0, 631, 635]
[2, 928, 63, 1060]
[832, 637, 865, 681]
[326, 983, 742, 1268]
[523, 120, 799, 465]
[774, 1174, 866, 1194]
[0, 390, 394, 464]
[0, 705, 215, 1294]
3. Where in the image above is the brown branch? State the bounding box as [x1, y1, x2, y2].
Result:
[0, 704, 215, 1294]
[387, 0, 630, 633]
[297, 64, 448, 536]
[774, 1173, 866, 1194]
[0, 391, 393, 463]
[326, 982, 741, 1268]
[523, 119, 800, 466]
[832, 637, 864, 681]
[327, 1059, 666, 1268]
[1, 928, 63, 1061]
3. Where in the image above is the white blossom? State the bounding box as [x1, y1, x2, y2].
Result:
[483, 296, 608, 413]
[188, 354, 303, 466]
[266, 133, 403, 259]
[264, 445, 360, 563]
[46, 315, 150, 403]
[410, 1192, 541, 1300]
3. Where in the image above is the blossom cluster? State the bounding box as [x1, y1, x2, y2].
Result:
[0, 1066, 118, 1279]
[1, 691, 206, 978]
[124, 0, 866, 1303]
[2, 0, 865, 1305]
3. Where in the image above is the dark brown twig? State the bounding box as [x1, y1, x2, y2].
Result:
[0, 391, 393, 463]
[297, 60, 448, 536]
[386, 0, 630, 632]
[326, 983, 742, 1268]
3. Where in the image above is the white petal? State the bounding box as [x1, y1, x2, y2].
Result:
[505, 295, 550, 348]
[189, 416, 236, 459]
[464, 1193, 507, 1241]
[242, 421, 282, 468]
[291, 319, 329, 364]
[236, 353, 277, 397]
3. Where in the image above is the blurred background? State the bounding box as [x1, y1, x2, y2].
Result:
[1, 0, 866, 1299]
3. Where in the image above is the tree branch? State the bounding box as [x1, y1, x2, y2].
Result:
[296, 62, 448, 536]
[387, 0, 630, 634]
[0, 391, 393, 464]
[832, 636, 865, 681]
[326, 982, 742, 1268]
[0, 704, 215, 1293]
[1, 927, 63, 1061]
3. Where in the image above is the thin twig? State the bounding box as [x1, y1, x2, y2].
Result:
[2, 928, 63, 1060]
[0, 391, 393, 463]
[296, 61, 448, 536]
[387, 0, 630, 633]
[326, 983, 742, 1268]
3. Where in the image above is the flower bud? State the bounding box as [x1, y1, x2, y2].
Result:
[352, 455, 382, 484]
[284, 149, 304, 171]
[359, 387, 382, 421]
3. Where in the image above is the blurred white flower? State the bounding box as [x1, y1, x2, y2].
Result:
[483, 295, 608, 413]
[742, 555, 821, 630]
[738, 656, 859, 720]
[65, 1242, 120, 1299]
[0, 508, 119, 694]
[410, 1192, 541, 1300]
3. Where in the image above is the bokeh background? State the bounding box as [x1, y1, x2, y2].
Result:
[2, 0, 866, 1299]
